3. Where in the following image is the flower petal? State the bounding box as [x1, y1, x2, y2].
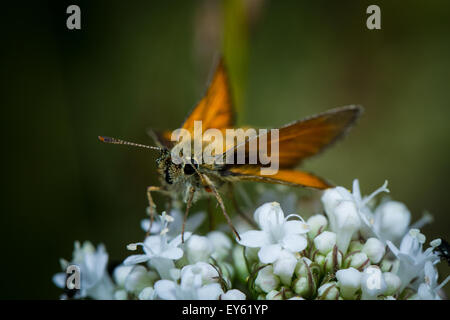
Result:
[281, 234, 307, 252]
[52, 273, 66, 288]
[238, 230, 269, 248]
[161, 247, 184, 260]
[254, 202, 285, 231]
[283, 220, 309, 235]
[170, 232, 192, 247]
[123, 254, 150, 266]
[258, 244, 282, 263]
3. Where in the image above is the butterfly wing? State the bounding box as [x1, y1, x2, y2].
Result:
[148, 58, 234, 150]
[220, 105, 362, 189]
[182, 58, 235, 134]
[225, 165, 332, 189]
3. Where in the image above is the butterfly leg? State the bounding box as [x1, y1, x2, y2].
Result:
[206, 196, 215, 231]
[202, 175, 241, 241]
[146, 185, 169, 237]
[182, 186, 196, 243]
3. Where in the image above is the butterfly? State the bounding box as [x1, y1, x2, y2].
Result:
[99, 58, 363, 241]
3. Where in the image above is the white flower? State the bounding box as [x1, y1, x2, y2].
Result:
[125, 215, 191, 280]
[141, 209, 206, 237]
[52, 241, 114, 300]
[238, 202, 309, 264]
[387, 229, 439, 291]
[362, 238, 386, 264]
[314, 231, 337, 255]
[254, 265, 280, 293]
[416, 261, 450, 300]
[322, 179, 389, 251]
[373, 201, 411, 243]
[185, 235, 213, 263]
[126, 215, 190, 265]
[336, 267, 361, 299]
[360, 266, 387, 300]
[221, 289, 246, 300]
[154, 262, 223, 300]
[207, 231, 232, 261]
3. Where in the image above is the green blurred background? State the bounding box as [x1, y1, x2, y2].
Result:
[1, 0, 449, 299]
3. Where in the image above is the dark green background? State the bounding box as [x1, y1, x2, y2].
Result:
[1, 1, 449, 299]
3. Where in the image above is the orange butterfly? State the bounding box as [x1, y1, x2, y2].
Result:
[99, 59, 362, 240]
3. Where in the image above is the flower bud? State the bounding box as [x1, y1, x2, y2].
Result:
[293, 277, 311, 297]
[380, 259, 394, 273]
[114, 289, 128, 300]
[124, 266, 158, 295]
[186, 235, 213, 263]
[324, 247, 342, 274]
[113, 265, 133, 287]
[360, 266, 387, 300]
[313, 253, 326, 268]
[348, 240, 364, 253]
[374, 201, 411, 242]
[221, 289, 246, 300]
[383, 272, 401, 296]
[336, 267, 361, 299]
[314, 231, 337, 254]
[333, 201, 361, 254]
[266, 287, 293, 300]
[138, 287, 155, 300]
[345, 252, 370, 270]
[254, 265, 280, 293]
[321, 187, 352, 228]
[317, 282, 340, 300]
[273, 250, 297, 286]
[362, 238, 386, 264]
[295, 257, 312, 278]
[307, 214, 328, 238]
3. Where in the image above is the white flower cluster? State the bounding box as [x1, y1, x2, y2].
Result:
[53, 179, 449, 300]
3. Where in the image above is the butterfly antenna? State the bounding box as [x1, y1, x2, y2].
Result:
[98, 136, 162, 151]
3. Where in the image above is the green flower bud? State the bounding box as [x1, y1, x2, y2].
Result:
[266, 290, 282, 300]
[313, 253, 326, 268]
[324, 246, 342, 273]
[314, 231, 337, 255]
[293, 277, 310, 297]
[348, 240, 364, 253]
[344, 251, 370, 270]
[254, 265, 280, 293]
[307, 214, 328, 238]
[380, 259, 394, 272]
[266, 287, 293, 300]
[317, 282, 340, 300]
[295, 257, 312, 277]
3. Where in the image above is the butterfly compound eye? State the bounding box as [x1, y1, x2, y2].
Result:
[183, 159, 199, 175]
